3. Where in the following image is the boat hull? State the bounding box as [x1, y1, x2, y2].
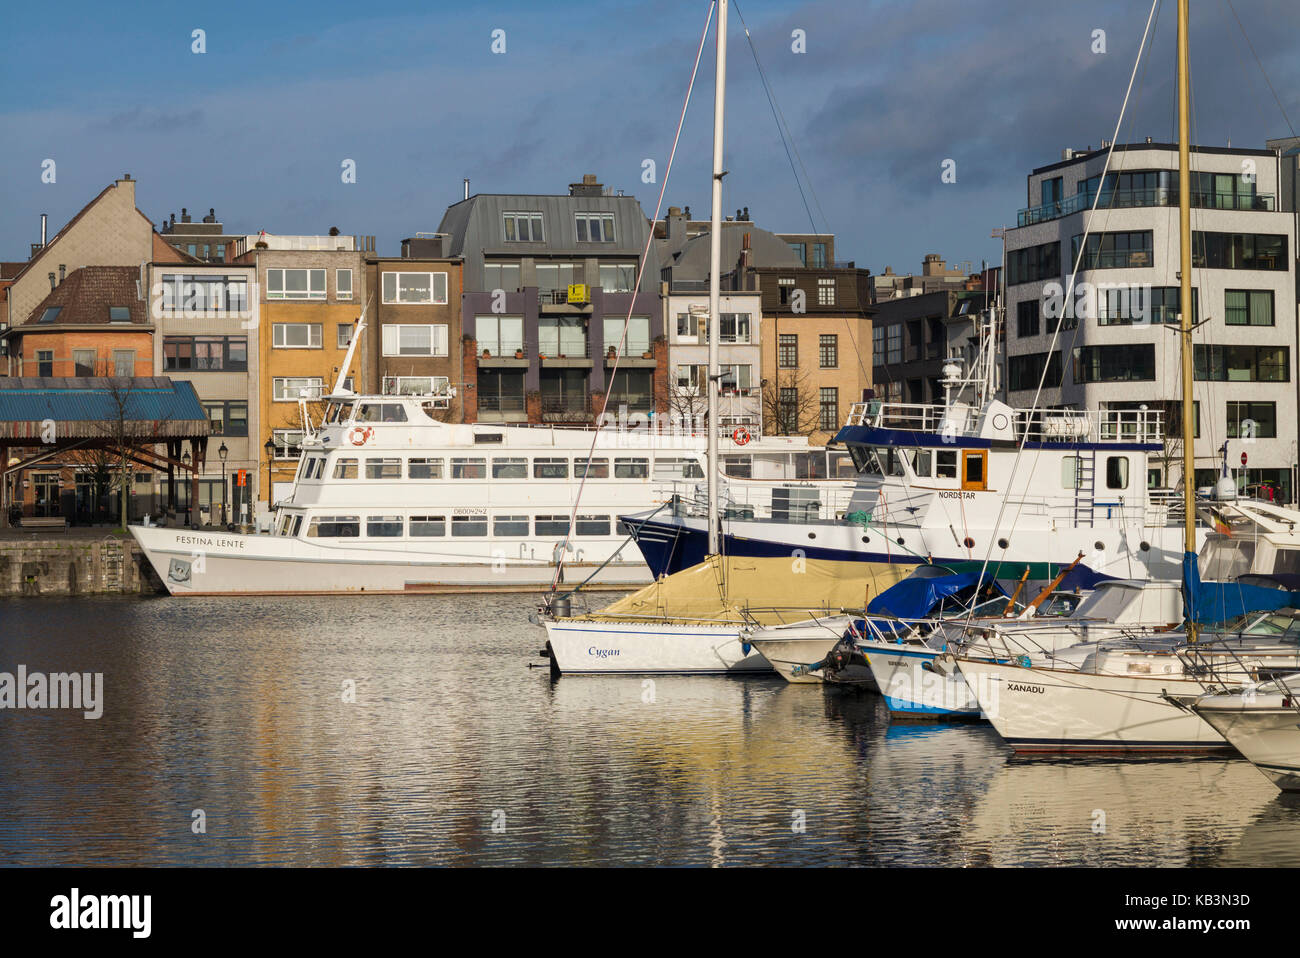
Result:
[1194, 703, 1300, 791]
[860, 640, 982, 718]
[953, 658, 1231, 752]
[543, 619, 771, 674]
[130, 525, 650, 595]
[748, 619, 871, 685]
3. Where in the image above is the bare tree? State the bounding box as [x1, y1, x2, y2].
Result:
[761, 368, 821, 436]
[89, 372, 169, 532]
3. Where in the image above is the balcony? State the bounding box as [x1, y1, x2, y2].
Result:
[478, 342, 528, 367]
[541, 395, 593, 423]
[478, 394, 526, 415]
[1018, 188, 1277, 227]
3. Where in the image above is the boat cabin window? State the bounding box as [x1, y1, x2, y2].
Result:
[793, 453, 827, 480]
[1241, 611, 1300, 640]
[910, 449, 932, 478]
[535, 515, 571, 536]
[366, 515, 404, 537]
[409, 515, 446, 537]
[935, 450, 958, 480]
[326, 402, 354, 424]
[365, 458, 401, 479]
[290, 515, 303, 537]
[723, 455, 753, 478]
[773, 488, 821, 522]
[451, 457, 487, 479]
[1106, 456, 1129, 490]
[1273, 549, 1300, 576]
[307, 515, 360, 537]
[354, 403, 408, 423]
[829, 452, 855, 478]
[534, 458, 569, 479]
[299, 456, 325, 480]
[492, 457, 527, 479]
[877, 447, 906, 477]
[1062, 456, 1078, 489]
[848, 444, 881, 475]
[408, 458, 443, 479]
[452, 515, 488, 536]
[1199, 539, 1255, 579]
[333, 458, 358, 479]
[654, 457, 705, 480]
[576, 515, 611, 536]
[615, 457, 649, 479]
[494, 515, 530, 536]
[961, 450, 987, 490]
[575, 457, 609, 479]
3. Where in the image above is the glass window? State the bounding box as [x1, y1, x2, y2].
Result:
[451, 458, 487, 479]
[819, 334, 838, 368]
[452, 515, 488, 536]
[332, 458, 358, 479]
[483, 262, 521, 292]
[614, 457, 649, 479]
[936, 451, 958, 479]
[338, 324, 354, 348]
[778, 334, 798, 368]
[381, 272, 448, 304]
[382, 324, 448, 356]
[409, 516, 446, 537]
[408, 458, 443, 479]
[723, 456, 752, 479]
[535, 516, 571, 537]
[112, 350, 135, 377]
[603, 316, 651, 356]
[476, 315, 525, 356]
[39, 307, 62, 323]
[598, 263, 636, 293]
[574, 458, 609, 479]
[306, 516, 360, 537]
[273, 323, 322, 348]
[576, 212, 615, 242]
[1227, 402, 1277, 439]
[109, 306, 131, 322]
[367, 515, 404, 537]
[493, 515, 530, 536]
[1106, 456, 1129, 490]
[575, 515, 611, 536]
[365, 458, 401, 479]
[533, 458, 569, 479]
[492, 457, 527, 478]
[503, 212, 544, 242]
[273, 377, 323, 401]
[267, 268, 326, 300]
[273, 430, 305, 460]
[1224, 290, 1274, 327]
[336, 269, 353, 300]
[72, 349, 96, 376]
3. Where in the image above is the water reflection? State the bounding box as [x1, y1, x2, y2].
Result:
[0, 594, 1298, 866]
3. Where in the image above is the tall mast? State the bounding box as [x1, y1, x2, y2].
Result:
[706, 0, 727, 555]
[1177, 0, 1197, 630]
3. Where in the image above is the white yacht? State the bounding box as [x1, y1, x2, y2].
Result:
[130, 384, 847, 595]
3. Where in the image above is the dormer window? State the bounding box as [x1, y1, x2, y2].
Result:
[38, 307, 61, 324]
[109, 306, 131, 322]
[503, 212, 544, 242]
[576, 213, 615, 242]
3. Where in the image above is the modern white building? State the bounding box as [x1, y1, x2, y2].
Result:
[664, 289, 762, 435]
[1004, 141, 1298, 502]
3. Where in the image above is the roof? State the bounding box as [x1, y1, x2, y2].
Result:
[0, 378, 209, 441]
[659, 221, 802, 282]
[17, 266, 147, 328]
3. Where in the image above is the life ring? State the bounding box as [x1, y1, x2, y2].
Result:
[346, 426, 373, 446]
[732, 426, 752, 445]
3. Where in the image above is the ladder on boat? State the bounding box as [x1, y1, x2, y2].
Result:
[1073, 451, 1096, 528]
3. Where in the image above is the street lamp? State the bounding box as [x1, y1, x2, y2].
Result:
[264, 437, 276, 521]
[181, 450, 192, 528]
[218, 441, 229, 527]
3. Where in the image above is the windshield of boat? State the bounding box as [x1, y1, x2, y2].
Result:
[1239, 610, 1300, 640]
[326, 402, 354, 424]
[1037, 592, 1082, 617]
[1199, 538, 1255, 580]
[1070, 584, 1140, 619]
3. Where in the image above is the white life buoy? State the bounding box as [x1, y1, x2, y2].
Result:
[346, 426, 372, 446]
[732, 426, 752, 445]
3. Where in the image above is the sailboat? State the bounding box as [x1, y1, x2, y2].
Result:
[1192, 674, 1300, 792]
[950, 0, 1300, 751]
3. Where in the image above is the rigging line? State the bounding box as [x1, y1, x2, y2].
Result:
[958, 0, 1162, 633]
[1223, 0, 1297, 137]
[549, 0, 716, 594]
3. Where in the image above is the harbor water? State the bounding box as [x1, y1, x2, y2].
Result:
[3, 593, 1300, 867]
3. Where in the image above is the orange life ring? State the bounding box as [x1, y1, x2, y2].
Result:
[732, 426, 752, 445]
[346, 426, 372, 446]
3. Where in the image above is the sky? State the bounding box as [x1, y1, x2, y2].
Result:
[1, 0, 1297, 275]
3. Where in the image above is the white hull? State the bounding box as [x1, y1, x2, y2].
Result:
[861, 640, 982, 717]
[1195, 698, 1300, 792]
[953, 657, 1229, 752]
[131, 525, 649, 595]
[747, 617, 858, 684]
[543, 618, 771, 674]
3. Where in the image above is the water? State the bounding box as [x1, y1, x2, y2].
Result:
[3, 593, 1300, 866]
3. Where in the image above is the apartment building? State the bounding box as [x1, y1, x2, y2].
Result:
[158, 207, 242, 262]
[871, 288, 996, 405]
[439, 174, 666, 425]
[363, 237, 464, 418]
[230, 233, 370, 505]
[1005, 141, 1298, 500]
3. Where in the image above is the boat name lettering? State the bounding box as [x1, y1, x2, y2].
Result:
[175, 535, 246, 549]
[1006, 682, 1044, 694]
[937, 491, 976, 500]
[587, 647, 621, 658]
[453, 507, 487, 516]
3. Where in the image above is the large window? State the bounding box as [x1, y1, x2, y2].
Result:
[1016, 299, 1040, 337]
[535, 263, 580, 293]
[273, 377, 324, 401]
[476, 315, 524, 356]
[163, 336, 248, 371]
[381, 272, 448, 304]
[819, 334, 838, 368]
[306, 516, 360, 537]
[336, 269, 353, 301]
[819, 387, 839, 431]
[886, 325, 902, 364]
[203, 401, 248, 437]
[778, 334, 798, 368]
[266, 268, 325, 300]
[1072, 344, 1155, 383]
[603, 316, 650, 356]
[503, 212, 544, 242]
[159, 274, 250, 312]
[484, 262, 521, 292]
[1096, 286, 1195, 326]
[872, 326, 885, 365]
[1227, 402, 1277, 439]
[1224, 290, 1274, 326]
[112, 350, 135, 377]
[576, 212, 615, 242]
[72, 349, 96, 376]
[1195, 345, 1289, 382]
[599, 264, 636, 292]
[817, 277, 836, 306]
[272, 323, 323, 348]
[1071, 231, 1153, 269]
[719, 313, 750, 344]
[1007, 351, 1063, 390]
[272, 429, 304, 459]
[381, 324, 448, 356]
[1193, 232, 1288, 271]
[539, 317, 586, 357]
[36, 349, 54, 377]
[1007, 242, 1060, 286]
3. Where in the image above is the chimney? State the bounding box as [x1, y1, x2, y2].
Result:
[568, 173, 603, 197]
[683, 205, 691, 219]
[742, 206, 749, 220]
[666, 206, 686, 241]
[181, 208, 191, 224]
[463, 178, 470, 200]
[736, 209, 742, 220]
[329, 226, 340, 236]
[59, 264, 66, 284]
[40, 213, 47, 248]
[48, 272, 56, 291]
[170, 213, 176, 228]
[1145, 136, 1153, 144]
[203, 208, 216, 223]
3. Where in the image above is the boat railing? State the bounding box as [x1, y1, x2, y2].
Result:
[657, 481, 863, 524]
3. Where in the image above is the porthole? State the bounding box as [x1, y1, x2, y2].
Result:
[1094, 541, 1105, 552]
[896, 537, 905, 546]
[808, 532, 816, 540]
[1139, 540, 1150, 552]
[861, 536, 870, 544]
[997, 537, 1009, 549]
[963, 537, 976, 549]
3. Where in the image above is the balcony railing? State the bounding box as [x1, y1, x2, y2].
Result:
[478, 394, 526, 413]
[479, 342, 526, 358]
[541, 396, 593, 422]
[1018, 188, 1277, 227]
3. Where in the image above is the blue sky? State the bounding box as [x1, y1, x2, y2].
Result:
[1, 0, 1297, 274]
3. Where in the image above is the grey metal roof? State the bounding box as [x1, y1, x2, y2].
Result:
[0, 378, 209, 441]
[436, 193, 660, 291]
[659, 222, 802, 282]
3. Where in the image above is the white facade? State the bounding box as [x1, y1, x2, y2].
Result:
[1005, 144, 1298, 501]
[665, 291, 762, 435]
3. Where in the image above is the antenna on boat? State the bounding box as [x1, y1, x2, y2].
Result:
[332, 292, 373, 396]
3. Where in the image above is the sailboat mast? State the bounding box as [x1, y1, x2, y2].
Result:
[706, 0, 727, 556]
[1177, 0, 1194, 558]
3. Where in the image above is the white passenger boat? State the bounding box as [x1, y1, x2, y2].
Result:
[1193, 675, 1300, 792]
